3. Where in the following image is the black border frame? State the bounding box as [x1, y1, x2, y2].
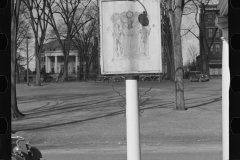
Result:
[0, 0, 11, 159]
[229, 0, 240, 159]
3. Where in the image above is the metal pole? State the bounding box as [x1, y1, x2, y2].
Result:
[26, 38, 29, 86]
[126, 76, 141, 160]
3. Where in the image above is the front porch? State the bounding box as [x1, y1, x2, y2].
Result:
[44, 51, 79, 74]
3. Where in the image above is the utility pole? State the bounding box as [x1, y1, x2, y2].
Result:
[97, 0, 101, 80]
[26, 35, 31, 86]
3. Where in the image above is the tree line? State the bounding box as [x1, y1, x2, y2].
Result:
[11, 0, 219, 119]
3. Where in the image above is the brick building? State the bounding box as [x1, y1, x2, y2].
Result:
[197, 5, 222, 76]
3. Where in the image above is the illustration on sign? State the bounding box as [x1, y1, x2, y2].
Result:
[108, 11, 151, 61]
[100, 0, 161, 74]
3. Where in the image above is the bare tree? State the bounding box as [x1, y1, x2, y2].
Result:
[16, 48, 35, 83]
[46, 0, 93, 81]
[15, 3, 32, 83]
[23, 0, 53, 86]
[71, 3, 98, 80]
[166, 0, 186, 110]
[187, 44, 199, 65]
[182, 0, 218, 75]
[11, 0, 25, 119]
[161, 1, 175, 81]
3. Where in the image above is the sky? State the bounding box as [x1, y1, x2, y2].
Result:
[181, 12, 200, 65]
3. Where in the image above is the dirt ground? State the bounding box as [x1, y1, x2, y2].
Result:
[12, 78, 222, 160]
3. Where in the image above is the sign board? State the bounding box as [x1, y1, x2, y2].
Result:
[99, 0, 161, 74]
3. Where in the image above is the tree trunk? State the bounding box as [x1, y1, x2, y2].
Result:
[202, 37, 210, 75]
[166, 51, 174, 81]
[172, 33, 185, 110]
[11, 0, 24, 119]
[166, 53, 171, 79]
[86, 62, 91, 80]
[83, 63, 86, 81]
[170, 54, 175, 81]
[35, 41, 41, 86]
[168, 26, 175, 81]
[60, 34, 72, 81]
[62, 54, 69, 81]
[86, 66, 89, 80]
[16, 62, 20, 84]
[35, 54, 41, 86]
[199, 18, 210, 76]
[167, 0, 185, 110]
[79, 56, 83, 80]
[205, 54, 209, 75]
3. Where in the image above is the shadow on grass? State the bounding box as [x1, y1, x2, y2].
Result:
[186, 96, 222, 109]
[12, 110, 124, 132]
[13, 89, 222, 132]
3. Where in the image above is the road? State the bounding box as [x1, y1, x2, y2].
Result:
[41, 144, 222, 160]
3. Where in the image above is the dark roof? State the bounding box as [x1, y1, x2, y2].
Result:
[42, 38, 98, 53]
[42, 39, 63, 52]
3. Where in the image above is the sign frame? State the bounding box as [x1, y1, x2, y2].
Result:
[99, 0, 162, 75]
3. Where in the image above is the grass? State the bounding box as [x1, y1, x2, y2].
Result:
[12, 79, 222, 152]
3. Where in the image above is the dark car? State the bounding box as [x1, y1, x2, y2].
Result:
[188, 71, 209, 82]
[12, 135, 43, 160]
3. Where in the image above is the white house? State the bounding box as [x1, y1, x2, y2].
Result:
[41, 40, 79, 74]
[41, 38, 100, 76]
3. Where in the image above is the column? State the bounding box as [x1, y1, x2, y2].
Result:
[126, 76, 141, 160]
[48, 57, 51, 73]
[45, 56, 48, 73]
[221, 37, 229, 160]
[75, 55, 78, 72]
[55, 56, 58, 73]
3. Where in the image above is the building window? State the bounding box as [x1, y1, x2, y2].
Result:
[215, 29, 220, 37]
[208, 28, 213, 37]
[209, 43, 214, 52]
[208, 14, 213, 22]
[215, 44, 220, 53]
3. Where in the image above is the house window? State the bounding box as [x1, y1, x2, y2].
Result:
[208, 14, 213, 22]
[208, 28, 213, 37]
[215, 44, 220, 53]
[215, 29, 220, 37]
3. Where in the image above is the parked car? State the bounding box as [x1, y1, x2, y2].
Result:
[12, 135, 43, 160]
[188, 71, 209, 82]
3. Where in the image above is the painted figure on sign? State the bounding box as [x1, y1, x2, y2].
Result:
[109, 11, 151, 60]
[139, 26, 151, 55]
[113, 23, 125, 57]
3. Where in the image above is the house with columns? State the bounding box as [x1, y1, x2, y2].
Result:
[44, 51, 79, 74]
[41, 40, 81, 74]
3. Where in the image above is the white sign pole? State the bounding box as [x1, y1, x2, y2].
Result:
[221, 37, 229, 160]
[126, 76, 141, 160]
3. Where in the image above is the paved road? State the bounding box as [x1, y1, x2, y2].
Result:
[42, 144, 222, 160]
